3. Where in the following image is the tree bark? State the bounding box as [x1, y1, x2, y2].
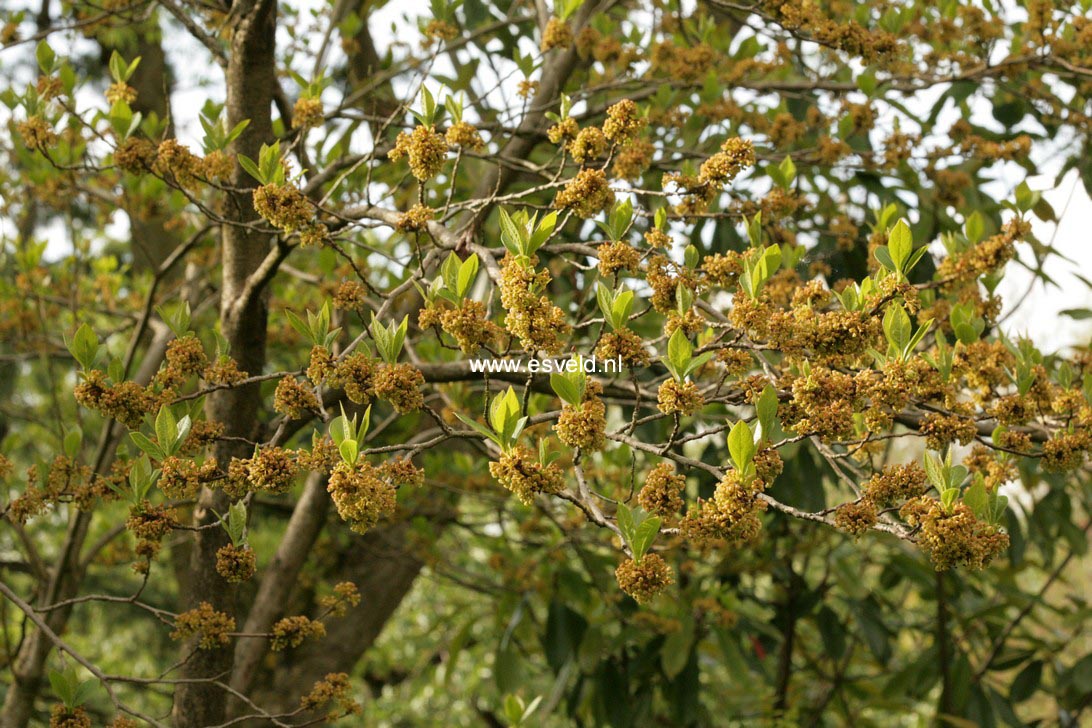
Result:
[171, 1, 276, 725]
[249, 520, 428, 717]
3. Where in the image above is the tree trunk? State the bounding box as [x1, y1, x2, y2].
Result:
[171, 1, 276, 725]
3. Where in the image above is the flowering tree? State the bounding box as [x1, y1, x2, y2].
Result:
[2, 0, 1092, 725]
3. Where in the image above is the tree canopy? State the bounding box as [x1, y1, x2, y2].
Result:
[1, 0, 1091, 726]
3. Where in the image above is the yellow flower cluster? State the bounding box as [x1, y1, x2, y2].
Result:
[215, 543, 257, 583]
[637, 462, 685, 517]
[541, 17, 573, 51]
[615, 553, 673, 603]
[226, 446, 300, 497]
[488, 445, 564, 505]
[900, 498, 1009, 571]
[389, 125, 448, 180]
[327, 460, 397, 534]
[554, 168, 614, 218]
[372, 362, 425, 413]
[273, 376, 321, 420]
[419, 299, 503, 354]
[657, 379, 704, 416]
[171, 601, 236, 649]
[271, 615, 327, 651]
[498, 254, 569, 354]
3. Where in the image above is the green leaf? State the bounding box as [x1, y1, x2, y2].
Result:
[36, 41, 56, 74]
[130, 432, 165, 462]
[498, 208, 525, 256]
[612, 289, 634, 329]
[888, 219, 912, 273]
[63, 428, 82, 459]
[666, 329, 692, 380]
[778, 155, 796, 187]
[227, 501, 247, 545]
[874, 245, 895, 272]
[1014, 181, 1038, 212]
[67, 324, 100, 370]
[883, 303, 911, 354]
[727, 420, 755, 474]
[616, 502, 636, 550]
[1009, 660, 1041, 702]
[155, 406, 178, 457]
[630, 514, 661, 562]
[441, 251, 460, 292]
[756, 384, 779, 442]
[964, 211, 985, 244]
[339, 438, 359, 466]
[71, 679, 98, 709]
[683, 244, 698, 268]
[596, 282, 615, 324]
[48, 668, 75, 708]
[455, 412, 500, 444]
[962, 477, 988, 520]
[238, 154, 263, 184]
[661, 616, 694, 679]
[923, 451, 945, 489]
[550, 372, 581, 406]
[456, 254, 479, 297]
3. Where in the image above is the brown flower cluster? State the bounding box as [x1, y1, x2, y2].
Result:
[598, 240, 641, 277]
[271, 615, 327, 651]
[253, 184, 313, 232]
[292, 97, 324, 129]
[900, 497, 1009, 571]
[17, 116, 58, 150]
[681, 470, 766, 547]
[49, 705, 91, 728]
[273, 376, 321, 420]
[834, 499, 878, 537]
[595, 328, 650, 367]
[171, 601, 236, 649]
[638, 462, 685, 517]
[74, 370, 158, 429]
[602, 99, 645, 143]
[396, 203, 434, 232]
[567, 126, 607, 165]
[615, 553, 673, 604]
[318, 581, 362, 617]
[920, 413, 978, 451]
[215, 543, 257, 583]
[126, 500, 178, 570]
[372, 362, 425, 413]
[226, 446, 300, 497]
[378, 457, 425, 487]
[159, 455, 218, 499]
[300, 672, 362, 717]
[541, 17, 573, 51]
[445, 121, 485, 150]
[864, 463, 928, 506]
[323, 351, 376, 404]
[488, 445, 564, 505]
[327, 460, 397, 534]
[156, 335, 209, 389]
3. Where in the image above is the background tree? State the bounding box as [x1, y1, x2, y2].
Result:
[1, 0, 1091, 726]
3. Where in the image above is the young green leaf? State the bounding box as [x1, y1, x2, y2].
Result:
[727, 420, 755, 475]
[888, 218, 912, 273]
